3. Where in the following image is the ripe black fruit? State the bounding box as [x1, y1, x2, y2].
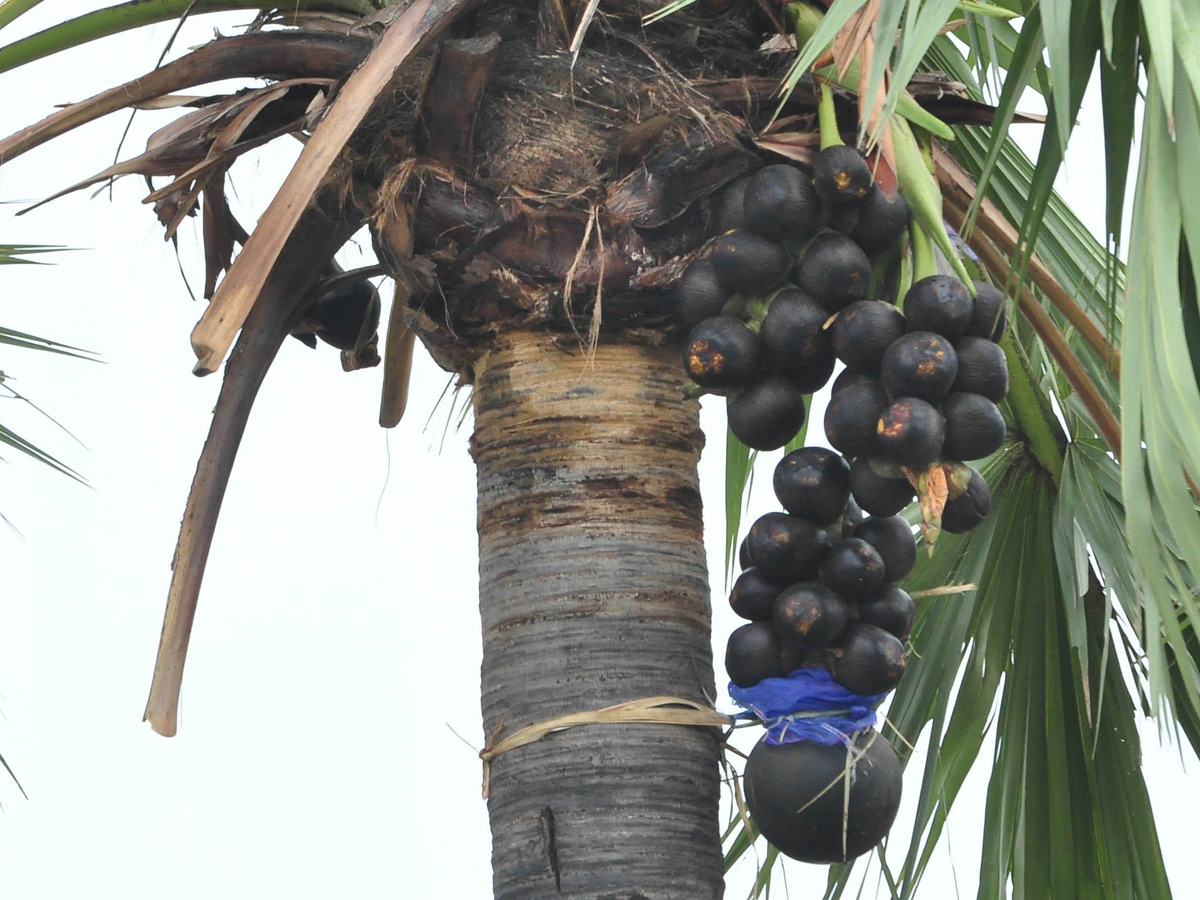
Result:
[825, 623, 908, 695]
[903, 275, 973, 339]
[813, 145, 873, 207]
[730, 568, 782, 621]
[676, 258, 730, 328]
[743, 164, 821, 241]
[727, 376, 808, 451]
[759, 289, 836, 392]
[857, 584, 915, 642]
[739, 535, 754, 570]
[715, 174, 751, 233]
[853, 515, 917, 582]
[832, 301, 906, 373]
[849, 457, 916, 516]
[683, 316, 761, 389]
[881, 331, 958, 402]
[796, 232, 872, 313]
[820, 538, 886, 601]
[952, 336, 1009, 402]
[849, 185, 910, 256]
[831, 368, 878, 395]
[941, 393, 1006, 461]
[746, 512, 828, 584]
[877, 398, 945, 469]
[774, 582, 849, 650]
[942, 467, 991, 534]
[824, 381, 890, 457]
[744, 731, 903, 863]
[726, 622, 786, 687]
[778, 642, 813, 676]
[315, 280, 381, 350]
[710, 230, 791, 294]
[966, 281, 1008, 341]
[773, 447, 851, 527]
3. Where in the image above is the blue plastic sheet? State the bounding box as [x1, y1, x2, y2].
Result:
[729, 668, 885, 747]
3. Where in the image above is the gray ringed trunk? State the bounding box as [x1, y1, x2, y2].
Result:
[471, 331, 722, 900]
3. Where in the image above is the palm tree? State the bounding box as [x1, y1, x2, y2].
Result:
[2, 1, 1199, 898]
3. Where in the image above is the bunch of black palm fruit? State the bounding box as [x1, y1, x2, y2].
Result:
[725, 447, 916, 697]
[684, 126, 1015, 864]
[677, 146, 910, 451]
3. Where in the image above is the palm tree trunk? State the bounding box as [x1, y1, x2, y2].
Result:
[471, 330, 723, 900]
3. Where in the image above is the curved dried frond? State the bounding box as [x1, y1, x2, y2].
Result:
[0, 0, 376, 74]
[0, 31, 369, 165]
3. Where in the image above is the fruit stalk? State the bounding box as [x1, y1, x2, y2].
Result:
[909, 220, 938, 283]
[818, 81, 843, 150]
[890, 115, 976, 289]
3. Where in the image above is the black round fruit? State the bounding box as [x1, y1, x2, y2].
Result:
[739, 535, 754, 570]
[730, 568, 782, 621]
[831, 368, 878, 395]
[877, 398, 945, 469]
[820, 538, 886, 601]
[778, 642, 814, 676]
[743, 164, 821, 242]
[813, 145, 873, 207]
[682, 316, 761, 389]
[942, 467, 991, 534]
[710, 230, 792, 294]
[842, 495, 866, 531]
[728, 376, 808, 451]
[966, 281, 1008, 341]
[880, 332, 959, 402]
[773, 447, 851, 527]
[759, 289, 836, 392]
[795, 232, 872, 313]
[746, 512, 829, 585]
[903, 275, 973, 339]
[849, 185, 910, 256]
[315, 280, 381, 350]
[941, 393, 1006, 461]
[832, 301, 907, 373]
[857, 584, 915, 642]
[849, 457, 916, 516]
[853, 515, 916, 582]
[715, 174, 751, 233]
[744, 730, 903, 863]
[825, 623, 908, 695]
[676, 258, 730, 328]
[952, 336, 1009, 402]
[824, 381, 890, 458]
[774, 582, 849, 650]
[726, 622, 786, 688]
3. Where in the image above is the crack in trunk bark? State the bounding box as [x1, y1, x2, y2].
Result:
[471, 332, 722, 900]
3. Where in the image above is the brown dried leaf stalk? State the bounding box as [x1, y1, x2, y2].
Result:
[143, 199, 364, 737]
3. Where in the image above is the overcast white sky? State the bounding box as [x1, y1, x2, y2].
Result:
[0, 7, 1197, 899]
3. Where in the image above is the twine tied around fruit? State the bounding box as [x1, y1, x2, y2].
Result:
[478, 696, 733, 798]
[728, 668, 886, 748]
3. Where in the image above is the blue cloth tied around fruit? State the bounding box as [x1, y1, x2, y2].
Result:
[729, 667, 885, 747]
